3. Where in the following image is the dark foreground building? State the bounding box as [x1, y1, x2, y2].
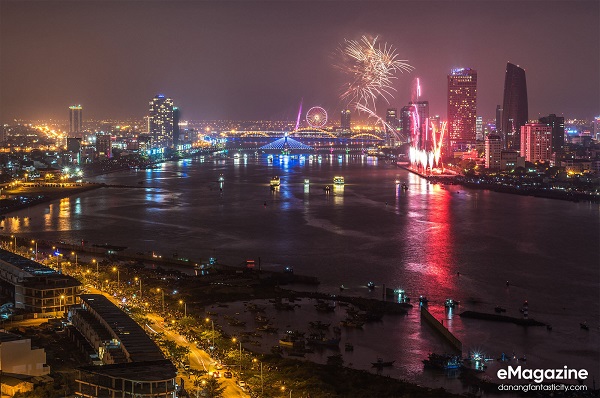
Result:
[72, 294, 177, 398]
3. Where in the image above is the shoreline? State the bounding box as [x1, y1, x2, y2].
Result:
[0, 183, 103, 215]
[398, 164, 599, 203]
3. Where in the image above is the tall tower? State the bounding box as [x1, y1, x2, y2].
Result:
[340, 109, 351, 131]
[69, 105, 83, 134]
[538, 114, 564, 156]
[502, 63, 528, 150]
[385, 108, 398, 147]
[148, 94, 174, 148]
[447, 68, 477, 150]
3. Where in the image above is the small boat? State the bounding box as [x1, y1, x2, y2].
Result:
[372, 358, 395, 368]
[367, 282, 375, 290]
[218, 174, 224, 182]
[419, 296, 429, 305]
[304, 179, 310, 185]
[580, 322, 589, 330]
[445, 298, 459, 308]
[324, 185, 331, 192]
[401, 183, 408, 191]
[270, 176, 281, 187]
[344, 343, 354, 351]
[423, 353, 461, 370]
[339, 284, 348, 291]
[494, 306, 507, 313]
[333, 176, 345, 185]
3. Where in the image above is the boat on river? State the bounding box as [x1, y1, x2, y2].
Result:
[372, 358, 395, 368]
[333, 176, 345, 185]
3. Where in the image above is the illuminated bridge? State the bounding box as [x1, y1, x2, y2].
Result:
[224, 129, 385, 152]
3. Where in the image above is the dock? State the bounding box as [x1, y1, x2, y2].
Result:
[459, 311, 546, 326]
[420, 306, 462, 353]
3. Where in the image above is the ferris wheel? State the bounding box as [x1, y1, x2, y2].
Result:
[305, 106, 328, 129]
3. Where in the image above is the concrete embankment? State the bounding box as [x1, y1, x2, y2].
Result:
[420, 306, 462, 353]
[459, 310, 546, 326]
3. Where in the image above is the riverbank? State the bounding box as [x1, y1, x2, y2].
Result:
[0, 183, 103, 215]
[398, 165, 599, 202]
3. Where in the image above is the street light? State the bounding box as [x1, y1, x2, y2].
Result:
[59, 294, 65, 315]
[134, 277, 142, 298]
[205, 318, 215, 349]
[253, 358, 264, 396]
[232, 338, 242, 373]
[179, 300, 187, 317]
[10, 235, 16, 252]
[156, 288, 165, 313]
[92, 259, 98, 287]
[31, 240, 38, 261]
[112, 267, 120, 289]
[71, 251, 77, 273]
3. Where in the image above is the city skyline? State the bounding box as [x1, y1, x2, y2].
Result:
[1, 1, 598, 122]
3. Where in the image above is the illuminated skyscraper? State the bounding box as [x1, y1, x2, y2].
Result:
[383, 108, 397, 146]
[538, 114, 564, 156]
[502, 63, 528, 150]
[400, 106, 412, 143]
[148, 94, 174, 148]
[95, 133, 112, 159]
[69, 105, 83, 134]
[340, 109, 351, 130]
[495, 105, 503, 134]
[476, 116, 483, 141]
[520, 123, 552, 163]
[447, 68, 477, 149]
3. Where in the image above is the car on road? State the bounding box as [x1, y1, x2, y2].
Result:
[215, 363, 223, 370]
[212, 371, 221, 378]
[223, 371, 232, 378]
[237, 380, 246, 388]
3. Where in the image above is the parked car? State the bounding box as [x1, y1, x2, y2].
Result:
[223, 371, 232, 378]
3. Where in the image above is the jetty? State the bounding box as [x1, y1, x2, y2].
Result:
[420, 306, 462, 353]
[459, 311, 546, 326]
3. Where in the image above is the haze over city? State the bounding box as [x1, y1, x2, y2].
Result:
[1, 0, 598, 122]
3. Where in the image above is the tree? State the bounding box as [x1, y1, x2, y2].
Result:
[204, 377, 226, 398]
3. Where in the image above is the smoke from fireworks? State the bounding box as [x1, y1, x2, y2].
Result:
[337, 35, 413, 110]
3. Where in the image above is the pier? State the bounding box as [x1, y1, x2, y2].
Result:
[420, 306, 462, 353]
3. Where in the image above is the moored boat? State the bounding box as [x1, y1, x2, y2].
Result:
[372, 358, 395, 368]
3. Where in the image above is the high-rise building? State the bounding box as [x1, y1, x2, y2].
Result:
[495, 105, 503, 134]
[400, 105, 412, 142]
[447, 68, 477, 150]
[385, 108, 399, 146]
[69, 105, 83, 134]
[520, 123, 552, 163]
[476, 116, 483, 141]
[96, 133, 112, 159]
[148, 94, 174, 148]
[340, 109, 351, 130]
[173, 107, 180, 148]
[594, 116, 600, 140]
[538, 114, 565, 156]
[485, 134, 502, 169]
[501, 63, 528, 150]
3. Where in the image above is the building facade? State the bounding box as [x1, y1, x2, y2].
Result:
[485, 134, 502, 169]
[502, 63, 528, 150]
[447, 68, 477, 150]
[0, 332, 50, 376]
[0, 249, 80, 316]
[340, 109, 351, 130]
[73, 295, 177, 398]
[539, 114, 565, 156]
[69, 105, 83, 134]
[148, 94, 175, 149]
[520, 123, 552, 163]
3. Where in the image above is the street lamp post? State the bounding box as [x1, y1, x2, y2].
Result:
[135, 277, 142, 298]
[112, 267, 120, 289]
[71, 252, 77, 273]
[232, 338, 242, 373]
[10, 235, 16, 252]
[59, 294, 65, 316]
[179, 300, 187, 317]
[92, 259, 98, 287]
[157, 288, 165, 313]
[253, 359, 263, 396]
[205, 318, 215, 349]
[31, 240, 38, 261]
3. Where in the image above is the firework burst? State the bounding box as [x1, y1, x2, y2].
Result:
[337, 35, 413, 110]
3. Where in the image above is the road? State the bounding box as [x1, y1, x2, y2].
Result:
[146, 313, 248, 398]
[86, 287, 248, 398]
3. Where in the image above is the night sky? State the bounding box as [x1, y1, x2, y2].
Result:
[1, 1, 598, 122]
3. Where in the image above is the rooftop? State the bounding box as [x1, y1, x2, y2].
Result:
[79, 359, 177, 382]
[80, 294, 164, 363]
